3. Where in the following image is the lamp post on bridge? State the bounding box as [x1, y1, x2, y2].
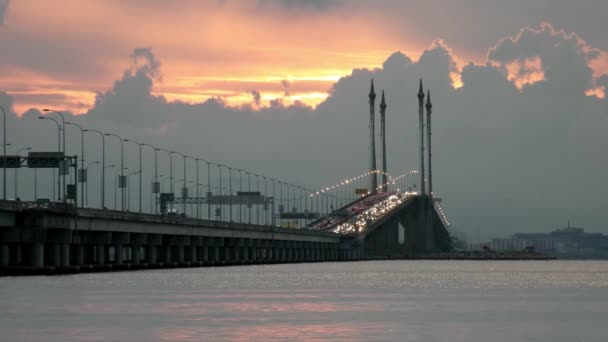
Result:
[246, 171, 252, 224]
[84, 161, 100, 207]
[124, 139, 143, 213]
[228, 166, 233, 223]
[156, 148, 171, 212]
[194, 158, 201, 219]
[105, 133, 124, 211]
[170, 151, 187, 215]
[84, 129, 106, 208]
[65, 122, 85, 207]
[38, 116, 61, 201]
[138, 143, 158, 214]
[43, 109, 67, 204]
[114, 167, 128, 210]
[1, 104, 7, 200]
[13, 147, 31, 200]
[125, 170, 139, 211]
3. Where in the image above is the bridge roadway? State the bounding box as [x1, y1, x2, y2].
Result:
[0, 201, 357, 275]
[0, 194, 452, 275]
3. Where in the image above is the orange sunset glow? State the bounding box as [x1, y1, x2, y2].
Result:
[0, 1, 607, 115]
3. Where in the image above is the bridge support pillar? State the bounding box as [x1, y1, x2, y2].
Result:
[177, 246, 185, 264]
[61, 244, 70, 267]
[163, 245, 171, 264]
[31, 242, 44, 268]
[115, 245, 123, 265]
[201, 246, 209, 264]
[51, 244, 61, 267]
[1, 244, 8, 267]
[232, 246, 239, 264]
[213, 247, 219, 264]
[189, 246, 197, 264]
[96, 245, 105, 264]
[147, 245, 157, 264]
[15, 244, 23, 265]
[132, 245, 141, 265]
[75, 245, 84, 266]
[240, 247, 248, 263]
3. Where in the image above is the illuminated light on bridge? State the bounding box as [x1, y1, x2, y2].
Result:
[435, 202, 451, 227]
[327, 192, 417, 234]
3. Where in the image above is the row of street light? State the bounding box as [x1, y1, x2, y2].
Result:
[8, 110, 347, 227]
[2, 105, 419, 228]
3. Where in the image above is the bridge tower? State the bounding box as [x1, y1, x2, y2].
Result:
[417, 79, 426, 195]
[426, 90, 433, 196]
[369, 80, 378, 194]
[380, 90, 388, 192]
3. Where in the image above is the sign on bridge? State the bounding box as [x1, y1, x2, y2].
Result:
[27, 152, 64, 168]
[0, 156, 22, 168]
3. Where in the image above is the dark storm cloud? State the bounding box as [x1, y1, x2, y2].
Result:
[7, 23, 608, 241]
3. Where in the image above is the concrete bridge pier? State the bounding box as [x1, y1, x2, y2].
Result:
[1, 244, 9, 267]
[32, 242, 44, 268]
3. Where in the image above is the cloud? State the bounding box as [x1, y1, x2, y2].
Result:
[249, 89, 261, 106]
[0, 0, 8, 26]
[130, 47, 161, 80]
[6, 23, 608, 242]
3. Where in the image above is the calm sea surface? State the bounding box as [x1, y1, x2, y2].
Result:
[1, 260, 607, 342]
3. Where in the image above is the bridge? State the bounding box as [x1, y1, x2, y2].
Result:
[0, 80, 453, 275]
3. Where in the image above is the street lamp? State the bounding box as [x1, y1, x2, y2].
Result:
[114, 167, 128, 210]
[14, 147, 31, 199]
[84, 129, 106, 208]
[151, 174, 164, 212]
[140, 144, 159, 214]
[105, 133, 124, 211]
[1, 105, 7, 200]
[170, 151, 187, 215]
[124, 139, 144, 213]
[84, 161, 100, 207]
[125, 171, 139, 211]
[38, 116, 61, 201]
[43, 109, 67, 204]
[66, 122, 85, 207]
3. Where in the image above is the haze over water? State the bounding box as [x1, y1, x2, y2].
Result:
[1, 260, 607, 341]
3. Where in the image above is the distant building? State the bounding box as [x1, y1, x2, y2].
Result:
[472, 224, 608, 259]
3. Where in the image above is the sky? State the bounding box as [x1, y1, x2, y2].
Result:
[1, 0, 607, 241]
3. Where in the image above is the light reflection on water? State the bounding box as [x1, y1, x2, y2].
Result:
[1, 260, 608, 341]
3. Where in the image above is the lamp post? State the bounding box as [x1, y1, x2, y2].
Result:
[14, 147, 31, 199]
[126, 171, 139, 211]
[124, 139, 143, 213]
[156, 148, 171, 212]
[140, 143, 158, 214]
[84, 129, 106, 208]
[85, 161, 100, 207]
[228, 167, 233, 222]
[150, 174, 164, 212]
[255, 174, 260, 225]
[43, 110, 67, 203]
[262, 176, 267, 225]
[105, 133, 124, 211]
[217, 163, 223, 221]
[246, 171, 252, 224]
[170, 151, 187, 215]
[114, 167, 128, 210]
[66, 122, 85, 207]
[38, 116, 61, 201]
[184, 156, 197, 217]
[195, 159, 201, 219]
[1, 105, 6, 200]
[237, 169, 243, 223]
